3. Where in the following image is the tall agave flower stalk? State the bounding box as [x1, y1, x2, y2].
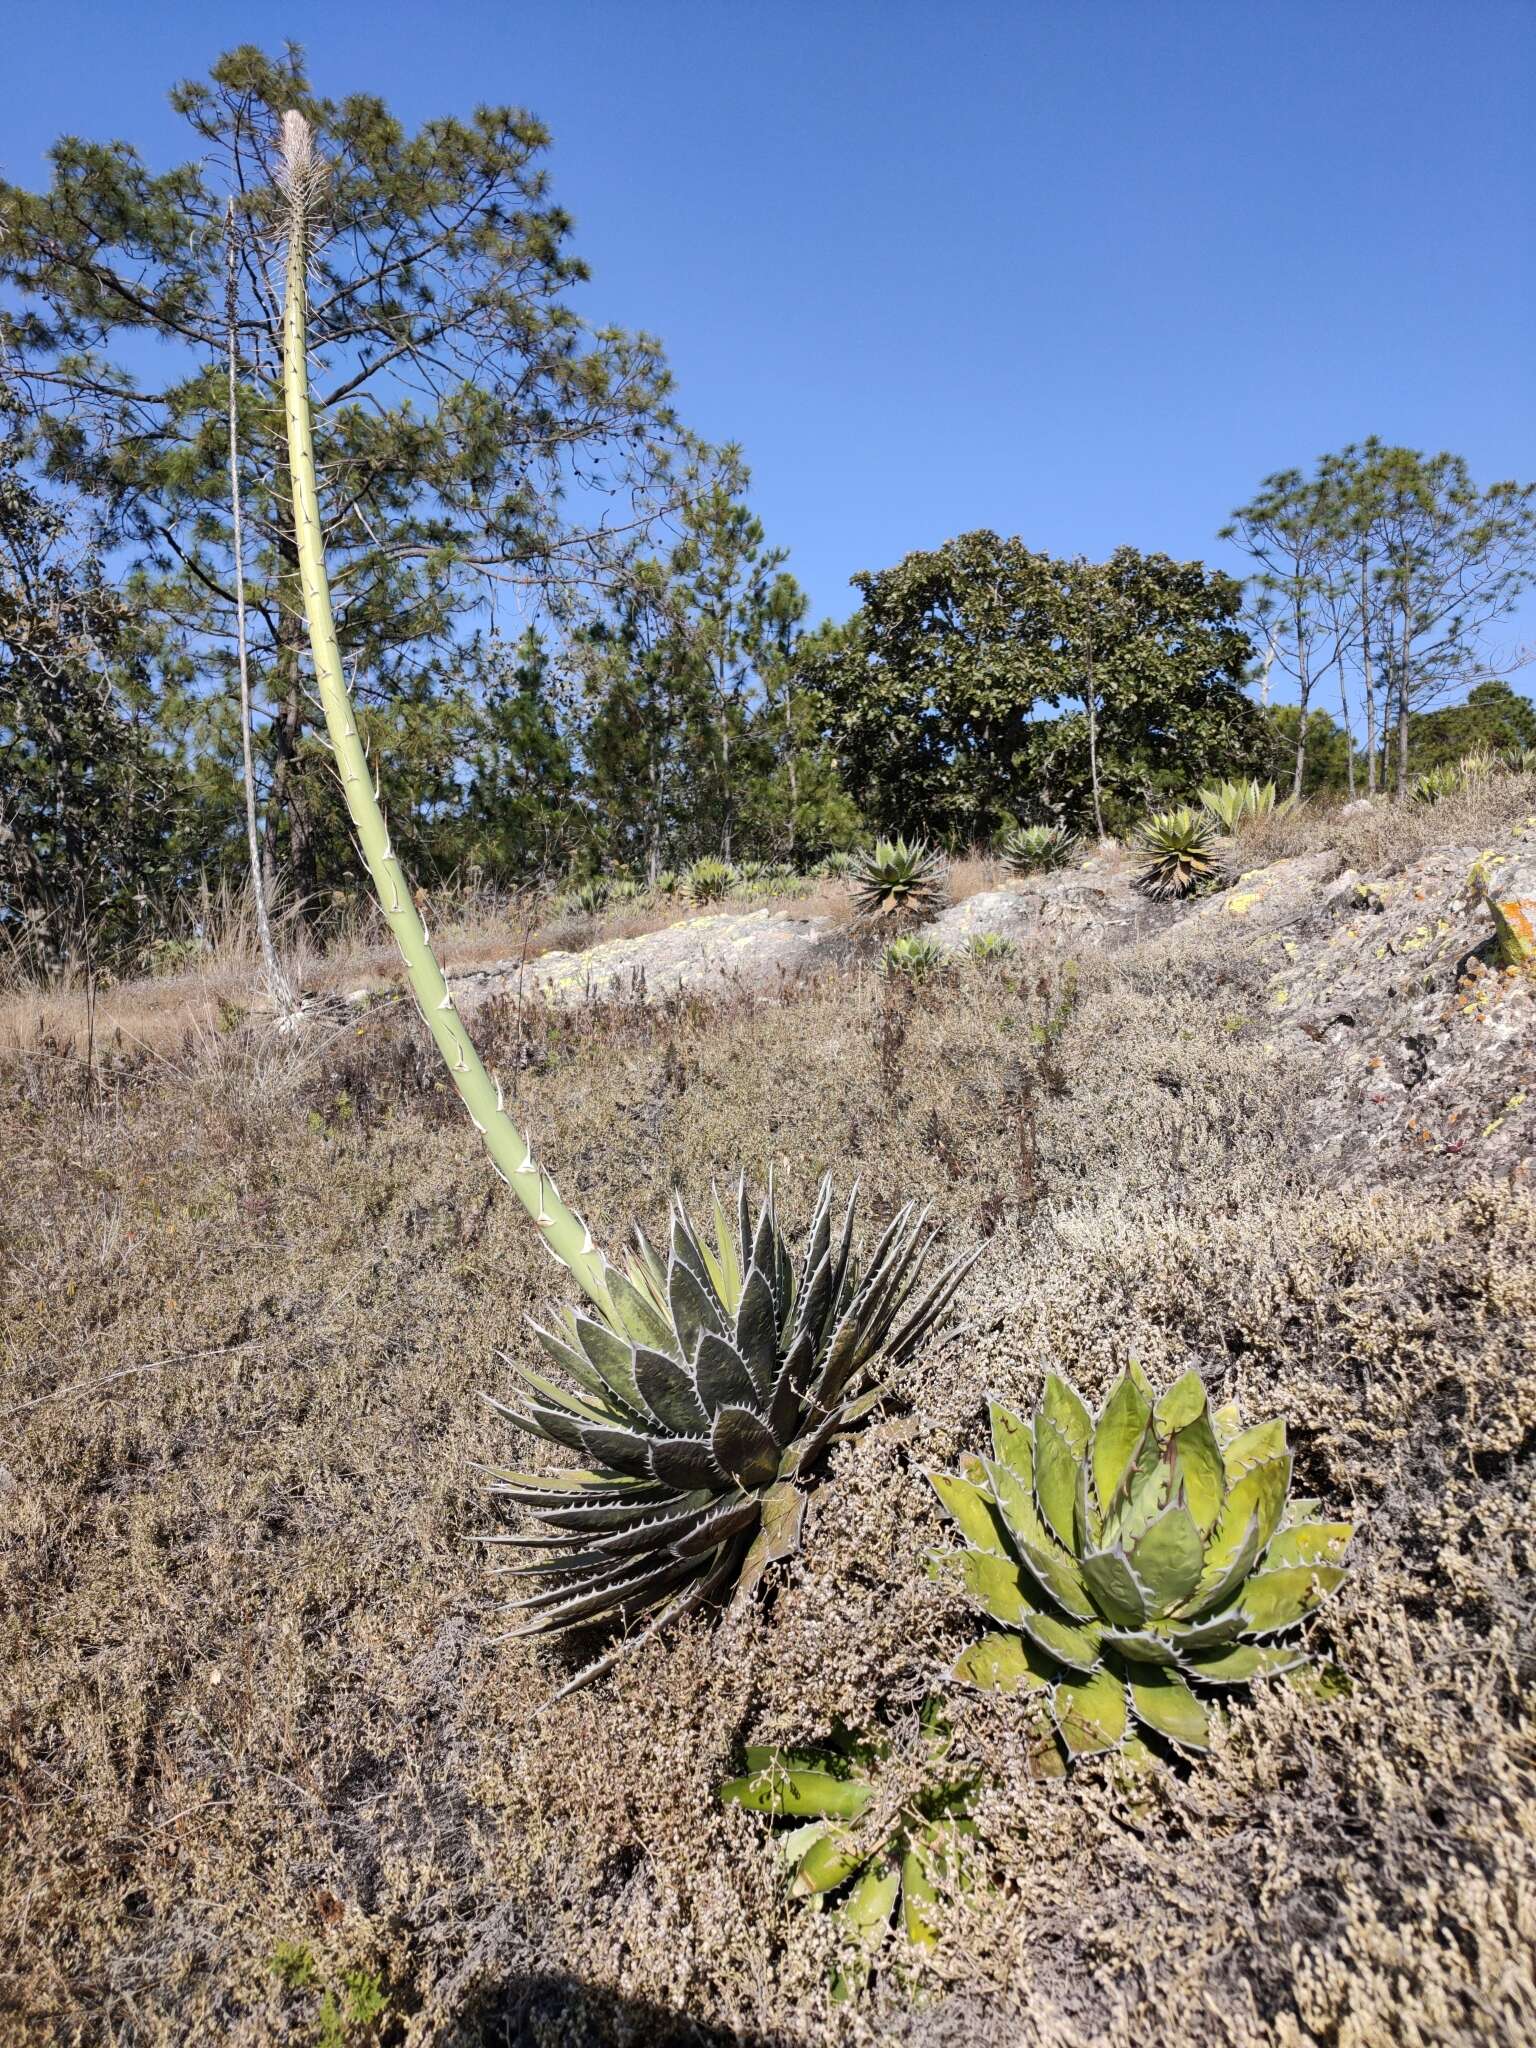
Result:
[277, 113, 973, 1691]
[278, 112, 607, 1308]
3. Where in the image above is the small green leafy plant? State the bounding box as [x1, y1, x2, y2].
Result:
[1132, 807, 1225, 900]
[1411, 764, 1463, 805]
[963, 932, 1017, 967]
[688, 856, 737, 903]
[1000, 823, 1076, 874]
[882, 934, 945, 983]
[720, 1703, 978, 1974]
[850, 837, 947, 921]
[930, 1366, 1352, 1769]
[1198, 778, 1275, 833]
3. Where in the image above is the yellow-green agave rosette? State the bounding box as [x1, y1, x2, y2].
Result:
[930, 1367, 1352, 1765]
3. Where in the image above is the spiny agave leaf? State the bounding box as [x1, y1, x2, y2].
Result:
[528, 1324, 609, 1401]
[1170, 1407, 1225, 1536]
[1261, 1522, 1353, 1571]
[733, 1265, 779, 1405]
[766, 1330, 816, 1444]
[1032, 1413, 1079, 1551]
[646, 1433, 728, 1491]
[929, 1470, 1011, 1557]
[670, 1204, 714, 1290]
[499, 1494, 735, 1564]
[1159, 1607, 1250, 1652]
[505, 1550, 700, 1632]
[1106, 1432, 1172, 1548]
[1075, 1446, 1102, 1553]
[573, 1314, 650, 1417]
[1092, 1372, 1152, 1517]
[1041, 1372, 1093, 1457]
[627, 1223, 670, 1301]
[1281, 1495, 1322, 1529]
[477, 1461, 667, 1501]
[1223, 1417, 1287, 1479]
[989, 1399, 1034, 1485]
[1181, 1508, 1265, 1622]
[1015, 1606, 1103, 1675]
[669, 1258, 724, 1361]
[1216, 1453, 1293, 1565]
[981, 1456, 1096, 1620]
[571, 1419, 660, 1480]
[883, 1239, 983, 1372]
[1079, 1547, 1151, 1629]
[632, 1347, 710, 1435]
[953, 1629, 1054, 1695]
[1178, 1642, 1306, 1685]
[1154, 1369, 1207, 1433]
[694, 1331, 760, 1416]
[799, 1180, 834, 1299]
[705, 1188, 744, 1314]
[671, 1492, 762, 1558]
[1240, 1563, 1349, 1634]
[722, 1766, 874, 1821]
[731, 1476, 805, 1604]
[1099, 1628, 1181, 1667]
[710, 1405, 783, 1489]
[1124, 1664, 1209, 1749]
[750, 1196, 779, 1305]
[603, 1266, 676, 1356]
[793, 1828, 869, 1897]
[495, 1362, 614, 1426]
[1209, 1400, 1242, 1446]
[520, 1402, 589, 1455]
[954, 1546, 1034, 1629]
[1053, 1666, 1128, 1755]
[1129, 1503, 1205, 1615]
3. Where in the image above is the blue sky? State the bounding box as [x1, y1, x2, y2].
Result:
[4, 1, 1534, 685]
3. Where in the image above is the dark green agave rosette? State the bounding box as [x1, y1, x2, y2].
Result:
[930, 1365, 1352, 1766]
[483, 1179, 975, 1695]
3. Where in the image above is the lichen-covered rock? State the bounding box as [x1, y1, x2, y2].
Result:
[444, 908, 848, 1011]
[1252, 820, 1536, 1188]
[924, 871, 1169, 954]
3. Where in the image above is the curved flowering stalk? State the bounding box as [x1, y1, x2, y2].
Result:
[277, 111, 606, 1308]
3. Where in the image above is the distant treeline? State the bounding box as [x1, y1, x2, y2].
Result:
[2, 48, 1533, 972]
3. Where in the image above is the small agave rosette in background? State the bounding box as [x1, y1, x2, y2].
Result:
[929, 1366, 1352, 1767]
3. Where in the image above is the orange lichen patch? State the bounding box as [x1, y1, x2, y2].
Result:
[1490, 895, 1535, 968]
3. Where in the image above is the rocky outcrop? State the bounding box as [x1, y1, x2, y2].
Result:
[441, 907, 848, 1012]
[924, 864, 1171, 953]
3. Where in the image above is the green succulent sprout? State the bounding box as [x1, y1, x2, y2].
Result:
[930, 1367, 1352, 1766]
[1198, 778, 1276, 833]
[1507, 747, 1536, 776]
[963, 932, 1017, 967]
[688, 856, 737, 904]
[1457, 749, 1501, 783]
[720, 1703, 978, 1966]
[279, 113, 974, 1692]
[882, 934, 945, 983]
[1000, 823, 1076, 874]
[1411, 764, 1463, 805]
[486, 1179, 974, 1692]
[850, 837, 947, 921]
[1132, 807, 1225, 900]
[564, 877, 611, 919]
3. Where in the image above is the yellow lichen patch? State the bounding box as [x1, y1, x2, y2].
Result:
[1490, 895, 1534, 968]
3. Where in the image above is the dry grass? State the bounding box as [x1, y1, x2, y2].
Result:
[2, 876, 1534, 2044]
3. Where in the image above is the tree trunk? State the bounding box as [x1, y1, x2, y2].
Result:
[1360, 549, 1376, 797]
[227, 203, 295, 1011]
[1291, 593, 1310, 800]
